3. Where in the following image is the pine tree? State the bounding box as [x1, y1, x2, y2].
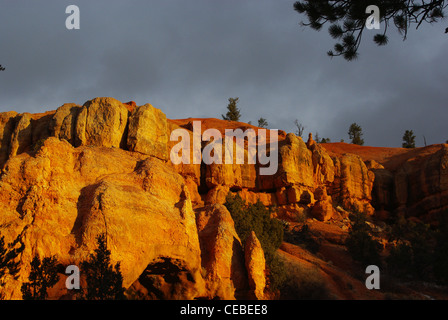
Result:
[222, 97, 241, 121]
[0, 65, 5, 71]
[402, 130, 416, 148]
[257, 117, 268, 128]
[0, 236, 22, 279]
[294, 0, 448, 60]
[21, 255, 60, 300]
[1, 235, 24, 298]
[80, 233, 125, 300]
[348, 122, 364, 145]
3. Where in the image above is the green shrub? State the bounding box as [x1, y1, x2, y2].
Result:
[345, 211, 382, 266]
[265, 253, 288, 292]
[224, 193, 283, 255]
[386, 216, 434, 280]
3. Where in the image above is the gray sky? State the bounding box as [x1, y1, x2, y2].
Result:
[0, 0, 447, 147]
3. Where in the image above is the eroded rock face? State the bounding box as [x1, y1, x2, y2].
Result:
[1, 97, 447, 300]
[275, 133, 314, 188]
[0, 99, 376, 219]
[244, 231, 266, 300]
[0, 131, 261, 300]
[311, 186, 334, 222]
[127, 104, 169, 161]
[75, 97, 129, 148]
[331, 153, 375, 215]
[310, 143, 335, 186]
[0, 111, 18, 168]
[0, 137, 251, 300]
[9, 113, 32, 158]
[50, 103, 81, 145]
[394, 145, 448, 221]
[196, 204, 248, 299]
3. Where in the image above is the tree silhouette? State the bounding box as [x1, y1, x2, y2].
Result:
[21, 255, 60, 300]
[80, 233, 125, 300]
[0, 236, 23, 279]
[345, 211, 382, 265]
[402, 129, 416, 148]
[294, 119, 305, 137]
[0, 65, 4, 71]
[315, 131, 321, 144]
[294, 0, 447, 60]
[257, 117, 268, 128]
[348, 122, 364, 145]
[0, 235, 24, 299]
[222, 97, 241, 121]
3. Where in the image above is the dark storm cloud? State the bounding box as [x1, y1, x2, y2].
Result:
[0, 0, 446, 147]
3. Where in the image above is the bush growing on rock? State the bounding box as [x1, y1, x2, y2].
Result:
[224, 193, 283, 252]
[345, 211, 381, 266]
[21, 255, 60, 300]
[386, 216, 433, 280]
[224, 192, 285, 291]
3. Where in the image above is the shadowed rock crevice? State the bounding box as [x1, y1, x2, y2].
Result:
[0, 112, 19, 169]
[133, 257, 197, 300]
[72, 183, 102, 246]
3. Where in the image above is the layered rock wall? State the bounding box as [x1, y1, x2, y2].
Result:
[1, 97, 447, 299]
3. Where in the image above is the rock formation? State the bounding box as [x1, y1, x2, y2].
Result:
[0, 97, 447, 300]
[244, 231, 266, 300]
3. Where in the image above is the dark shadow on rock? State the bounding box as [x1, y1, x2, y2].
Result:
[136, 257, 195, 300]
[71, 183, 101, 246]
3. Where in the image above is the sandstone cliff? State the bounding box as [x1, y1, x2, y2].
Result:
[0, 97, 447, 300]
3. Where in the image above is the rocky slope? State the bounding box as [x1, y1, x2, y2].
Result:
[0, 97, 447, 300]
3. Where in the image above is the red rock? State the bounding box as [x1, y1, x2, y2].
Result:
[311, 186, 334, 221]
[245, 231, 266, 300]
[196, 204, 248, 299]
[75, 97, 128, 148]
[1, 98, 448, 300]
[127, 104, 169, 160]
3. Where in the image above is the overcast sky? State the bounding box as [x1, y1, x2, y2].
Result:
[0, 0, 446, 147]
